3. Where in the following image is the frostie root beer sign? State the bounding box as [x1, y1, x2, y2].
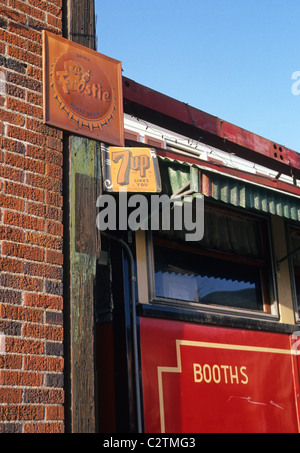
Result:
[43, 31, 124, 146]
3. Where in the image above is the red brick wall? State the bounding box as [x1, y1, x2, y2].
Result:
[0, 0, 65, 433]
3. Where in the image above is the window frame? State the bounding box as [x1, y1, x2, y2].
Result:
[137, 202, 279, 322]
[287, 225, 300, 323]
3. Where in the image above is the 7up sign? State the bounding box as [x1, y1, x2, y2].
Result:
[99, 145, 204, 241]
[102, 145, 162, 193]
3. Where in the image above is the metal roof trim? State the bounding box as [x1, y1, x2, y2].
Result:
[158, 155, 300, 201]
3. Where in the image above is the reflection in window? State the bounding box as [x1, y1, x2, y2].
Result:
[152, 205, 271, 313]
[154, 245, 263, 311]
[290, 229, 300, 317]
[295, 273, 300, 316]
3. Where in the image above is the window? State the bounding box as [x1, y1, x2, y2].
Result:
[289, 228, 300, 318]
[149, 204, 274, 315]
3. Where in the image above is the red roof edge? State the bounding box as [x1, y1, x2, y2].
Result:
[122, 77, 300, 181]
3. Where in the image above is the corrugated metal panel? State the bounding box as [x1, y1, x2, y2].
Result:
[159, 156, 300, 222]
[201, 171, 300, 221]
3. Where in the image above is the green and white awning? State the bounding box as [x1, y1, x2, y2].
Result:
[159, 156, 300, 222]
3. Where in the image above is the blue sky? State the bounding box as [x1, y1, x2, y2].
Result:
[95, 0, 300, 153]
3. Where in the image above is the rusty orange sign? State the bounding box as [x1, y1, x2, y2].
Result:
[102, 145, 162, 192]
[42, 31, 124, 146]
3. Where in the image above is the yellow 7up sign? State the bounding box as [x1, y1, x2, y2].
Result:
[102, 145, 162, 193]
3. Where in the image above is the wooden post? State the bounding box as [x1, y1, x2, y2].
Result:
[69, 137, 101, 432]
[64, 0, 98, 433]
[66, 0, 96, 50]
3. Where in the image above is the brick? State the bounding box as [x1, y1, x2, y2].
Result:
[0, 0, 64, 428]
[24, 261, 62, 280]
[4, 180, 44, 202]
[3, 211, 44, 231]
[46, 13, 62, 30]
[28, 0, 62, 17]
[0, 108, 25, 126]
[0, 28, 27, 49]
[26, 172, 62, 192]
[0, 353, 22, 370]
[0, 163, 23, 182]
[27, 40, 41, 56]
[44, 148, 63, 166]
[1, 273, 43, 292]
[0, 388, 22, 404]
[25, 231, 63, 250]
[26, 65, 42, 82]
[6, 83, 25, 99]
[0, 225, 25, 242]
[45, 191, 63, 208]
[8, 44, 42, 67]
[24, 388, 64, 404]
[52, 0, 63, 7]
[0, 55, 27, 73]
[26, 16, 46, 32]
[0, 370, 43, 387]
[8, 0, 45, 20]
[45, 279, 63, 296]
[23, 422, 64, 433]
[0, 423, 22, 433]
[6, 337, 43, 355]
[45, 163, 62, 180]
[45, 341, 63, 357]
[26, 144, 45, 161]
[45, 249, 63, 266]
[0, 404, 44, 421]
[2, 241, 45, 263]
[0, 288, 22, 305]
[0, 136, 25, 154]
[0, 319, 22, 336]
[0, 303, 43, 323]
[46, 405, 64, 421]
[25, 200, 46, 217]
[22, 323, 63, 341]
[45, 205, 62, 222]
[5, 151, 45, 173]
[7, 97, 43, 119]
[24, 355, 63, 372]
[7, 125, 45, 146]
[45, 372, 63, 388]
[41, 124, 63, 140]
[6, 70, 42, 92]
[26, 117, 44, 135]
[45, 310, 63, 326]
[0, 42, 5, 56]
[0, 256, 23, 274]
[0, 4, 27, 24]
[24, 293, 63, 310]
[26, 91, 42, 107]
[0, 192, 24, 211]
[0, 16, 8, 29]
[8, 21, 41, 43]
[45, 220, 63, 237]
[46, 136, 63, 152]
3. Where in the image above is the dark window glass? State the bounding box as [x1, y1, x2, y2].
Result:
[295, 271, 300, 316]
[152, 205, 271, 312]
[290, 229, 300, 317]
[154, 244, 264, 311]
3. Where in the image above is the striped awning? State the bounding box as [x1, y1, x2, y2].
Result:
[160, 156, 300, 222]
